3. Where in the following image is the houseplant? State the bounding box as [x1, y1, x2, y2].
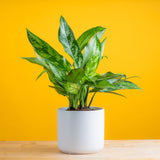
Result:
[22, 16, 141, 154]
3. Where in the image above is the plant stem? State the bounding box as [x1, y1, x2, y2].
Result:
[88, 92, 96, 108]
[84, 87, 89, 106]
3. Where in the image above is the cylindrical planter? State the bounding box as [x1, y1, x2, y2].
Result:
[57, 107, 104, 154]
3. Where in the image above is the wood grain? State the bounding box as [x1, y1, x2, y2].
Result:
[0, 140, 160, 160]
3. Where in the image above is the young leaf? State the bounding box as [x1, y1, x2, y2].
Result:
[84, 36, 101, 77]
[100, 38, 107, 61]
[62, 82, 81, 94]
[27, 29, 71, 72]
[77, 26, 106, 50]
[65, 68, 84, 83]
[58, 16, 83, 68]
[96, 29, 106, 40]
[82, 36, 96, 68]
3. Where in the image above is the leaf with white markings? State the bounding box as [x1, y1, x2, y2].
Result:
[58, 16, 83, 68]
[21, 57, 49, 69]
[27, 29, 71, 72]
[22, 16, 141, 110]
[84, 36, 101, 77]
[77, 26, 106, 50]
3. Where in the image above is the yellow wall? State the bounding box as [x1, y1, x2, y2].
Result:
[0, 0, 160, 140]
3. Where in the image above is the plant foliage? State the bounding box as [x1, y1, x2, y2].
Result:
[22, 16, 141, 110]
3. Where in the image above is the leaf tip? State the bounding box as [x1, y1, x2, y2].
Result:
[26, 28, 30, 34]
[60, 15, 65, 22]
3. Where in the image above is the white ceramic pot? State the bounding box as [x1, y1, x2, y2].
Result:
[57, 107, 104, 154]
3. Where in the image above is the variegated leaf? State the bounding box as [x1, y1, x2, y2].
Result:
[58, 16, 83, 68]
[27, 29, 71, 72]
[62, 82, 81, 94]
[84, 36, 101, 77]
[91, 80, 141, 92]
[21, 57, 49, 69]
[77, 26, 106, 50]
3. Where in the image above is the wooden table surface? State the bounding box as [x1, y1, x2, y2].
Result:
[0, 140, 160, 160]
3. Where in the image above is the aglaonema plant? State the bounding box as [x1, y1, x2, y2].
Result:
[22, 16, 141, 110]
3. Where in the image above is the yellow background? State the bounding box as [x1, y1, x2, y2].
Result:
[0, 0, 160, 140]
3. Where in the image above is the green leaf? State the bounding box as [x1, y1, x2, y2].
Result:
[48, 62, 65, 81]
[93, 72, 126, 82]
[104, 91, 126, 98]
[84, 36, 101, 77]
[49, 85, 67, 96]
[126, 76, 140, 79]
[91, 80, 141, 92]
[100, 38, 107, 61]
[93, 80, 113, 88]
[46, 69, 57, 85]
[36, 70, 46, 81]
[58, 16, 83, 68]
[82, 36, 96, 68]
[88, 92, 96, 107]
[27, 29, 71, 72]
[21, 57, 48, 68]
[77, 26, 106, 50]
[62, 82, 80, 94]
[66, 68, 84, 83]
[102, 56, 108, 60]
[113, 81, 142, 90]
[97, 29, 106, 40]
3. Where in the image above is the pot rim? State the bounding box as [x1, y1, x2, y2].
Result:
[58, 107, 104, 112]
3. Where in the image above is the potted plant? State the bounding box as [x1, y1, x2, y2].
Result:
[22, 16, 141, 154]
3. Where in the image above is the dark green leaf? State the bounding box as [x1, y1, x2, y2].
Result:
[49, 85, 67, 96]
[77, 26, 106, 50]
[27, 29, 71, 72]
[104, 91, 126, 98]
[66, 68, 84, 83]
[58, 16, 83, 68]
[94, 80, 113, 88]
[88, 92, 96, 107]
[46, 69, 57, 85]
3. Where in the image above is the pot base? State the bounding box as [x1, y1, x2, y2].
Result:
[57, 107, 104, 154]
[59, 147, 103, 154]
